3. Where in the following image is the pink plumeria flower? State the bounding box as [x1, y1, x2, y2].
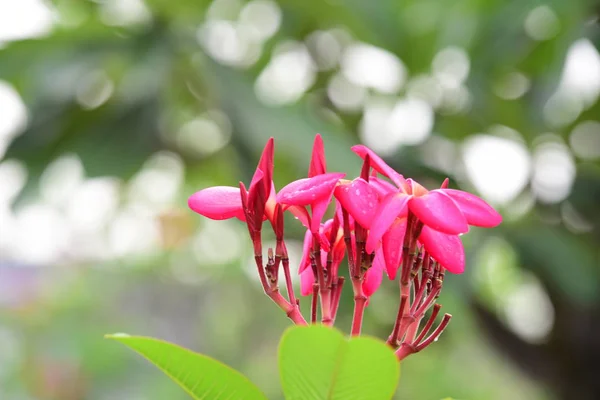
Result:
[352, 145, 502, 235]
[188, 138, 277, 229]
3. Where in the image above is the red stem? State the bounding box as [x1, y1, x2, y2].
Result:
[311, 283, 319, 324]
[415, 313, 452, 351]
[387, 294, 408, 346]
[351, 280, 367, 336]
[414, 304, 442, 344]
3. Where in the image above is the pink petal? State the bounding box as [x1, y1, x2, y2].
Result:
[382, 218, 406, 280]
[419, 226, 465, 274]
[351, 145, 407, 189]
[252, 137, 274, 194]
[298, 230, 313, 273]
[277, 173, 345, 206]
[409, 190, 468, 234]
[369, 176, 398, 199]
[188, 186, 245, 220]
[311, 194, 333, 234]
[366, 192, 410, 253]
[363, 250, 385, 297]
[442, 189, 502, 227]
[333, 178, 379, 229]
[286, 205, 311, 229]
[300, 268, 315, 296]
[308, 134, 327, 177]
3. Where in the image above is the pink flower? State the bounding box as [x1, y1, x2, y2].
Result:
[188, 138, 277, 230]
[352, 145, 502, 234]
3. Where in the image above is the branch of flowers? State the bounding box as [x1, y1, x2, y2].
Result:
[387, 294, 408, 346]
[311, 283, 319, 324]
[341, 208, 364, 335]
[279, 243, 296, 306]
[312, 236, 333, 326]
[351, 279, 367, 336]
[395, 313, 452, 360]
[330, 276, 345, 324]
[253, 254, 307, 325]
[414, 304, 442, 344]
[414, 313, 452, 351]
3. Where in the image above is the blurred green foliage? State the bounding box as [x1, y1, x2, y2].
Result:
[1, 0, 599, 399]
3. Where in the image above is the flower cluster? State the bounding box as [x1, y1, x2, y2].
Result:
[188, 135, 501, 359]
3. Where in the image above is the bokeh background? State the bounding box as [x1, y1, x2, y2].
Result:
[1, 0, 599, 399]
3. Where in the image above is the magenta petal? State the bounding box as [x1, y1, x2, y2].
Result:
[277, 173, 345, 206]
[351, 145, 407, 188]
[298, 229, 313, 273]
[419, 226, 465, 274]
[363, 250, 385, 297]
[442, 189, 502, 227]
[308, 134, 327, 177]
[311, 195, 333, 234]
[286, 205, 311, 229]
[409, 190, 468, 234]
[300, 268, 315, 296]
[188, 186, 245, 220]
[369, 176, 398, 199]
[334, 178, 379, 229]
[382, 218, 406, 280]
[366, 192, 409, 253]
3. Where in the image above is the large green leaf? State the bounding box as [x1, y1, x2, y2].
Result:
[106, 334, 267, 400]
[278, 326, 400, 400]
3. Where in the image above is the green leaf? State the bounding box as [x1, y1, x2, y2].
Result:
[278, 325, 400, 400]
[106, 334, 267, 400]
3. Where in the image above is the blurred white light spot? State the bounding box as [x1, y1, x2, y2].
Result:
[504, 279, 554, 344]
[326, 73, 366, 111]
[341, 43, 406, 94]
[199, 20, 262, 68]
[462, 134, 531, 204]
[432, 46, 470, 89]
[531, 141, 575, 203]
[13, 204, 70, 265]
[76, 71, 114, 110]
[386, 98, 434, 146]
[100, 0, 152, 27]
[0, 0, 54, 43]
[177, 112, 231, 156]
[569, 120, 600, 160]
[193, 219, 242, 265]
[543, 91, 582, 128]
[238, 0, 281, 41]
[358, 98, 395, 156]
[0, 81, 28, 159]
[406, 74, 444, 108]
[0, 160, 27, 208]
[306, 30, 344, 71]
[493, 72, 531, 100]
[439, 85, 472, 115]
[255, 42, 316, 105]
[108, 209, 159, 258]
[524, 6, 560, 41]
[66, 178, 120, 233]
[544, 39, 600, 127]
[359, 97, 433, 155]
[420, 136, 457, 174]
[40, 154, 84, 206]
[128, 152, 184, 210]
